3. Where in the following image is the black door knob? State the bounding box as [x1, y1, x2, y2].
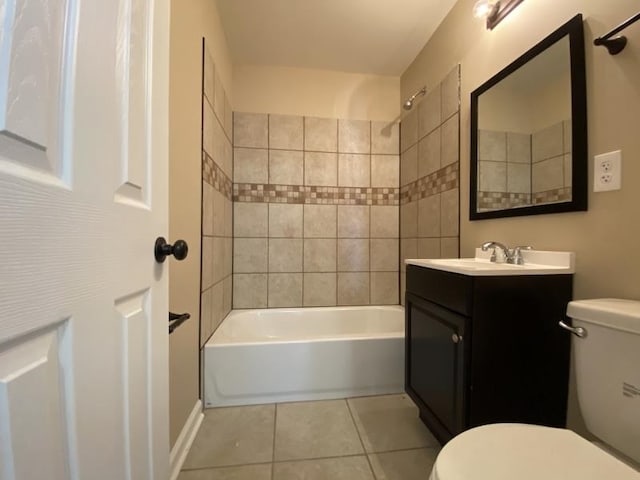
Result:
[154, 237, 189, 263]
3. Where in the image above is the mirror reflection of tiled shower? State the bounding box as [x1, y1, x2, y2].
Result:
[477, 119, 572, 212]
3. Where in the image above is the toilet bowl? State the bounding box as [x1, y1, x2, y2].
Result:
[429, 299, 640, 479]
[430, 423, 639, 480]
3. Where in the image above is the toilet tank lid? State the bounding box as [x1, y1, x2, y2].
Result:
[567, 299, 640, 334]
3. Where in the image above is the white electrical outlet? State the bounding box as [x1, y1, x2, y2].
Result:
[594, 150, 622, 192]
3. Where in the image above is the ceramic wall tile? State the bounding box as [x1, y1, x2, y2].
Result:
[400, 202, 418, 238]
[479, 161, 507, 192]
[532, 122, 563, 163]
[269, 150, 303, 185]
[233, 274, 268, 308]
[479, 130, 507, 162]
[507, 163, 531, 194]
[269, 204, 303, 238]
[417, 238, 441, 259]
[234, 238, 268, 273]
[234, 112, 268, 148]
[532, 156, 564, 193]
[337, 206, 370, 238]
[202, 181, 214, 236]
[371, 206, 399, 238]
[338, 119, 370, 154]
[337, 239, 369, 272]
[303, 273, 337, 307]
[440, 188, 459, 237]
[371, 121, 399, 155]
[441, 65, 460, 121]
[370, 239, 399, 272]
[337, 273, 370, 306]
[507, 132, 531, 164]
[371, 155, 399, 188]
[338, 154, 370, 187]
[418, 129, 440, 179]
[400, 145, 418, 187]
[303, 239, 337, 272]
[304, 152, 338, 186]
[304, 205, 337, 238]
[268, 273, 303, 308]
[418, 195, 441, 238]
[371, 272, 399, 305]
[234, 203, 268, 237]
[441, 113, 459, 167]
[234, 148, 268, 184]
[417, 84, 441, 139]
[269, 239, 303, 273]
[305, 117, 337, 152]
[270, 114, 303, 151]
[400, 109, 417, 153]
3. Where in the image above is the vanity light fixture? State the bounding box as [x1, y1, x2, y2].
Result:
[473, 0, 524, 30]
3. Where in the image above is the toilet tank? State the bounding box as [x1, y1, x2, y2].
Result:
[567, 299, 640, 464]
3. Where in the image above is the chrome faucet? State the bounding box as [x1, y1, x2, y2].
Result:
[481, 241, 510, 263]
[481, 242, 533, 265]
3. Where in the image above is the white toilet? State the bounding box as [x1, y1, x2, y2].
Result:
[430, 298, 640, 479]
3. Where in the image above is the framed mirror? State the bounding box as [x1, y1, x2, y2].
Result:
[470, 14, 587, 220]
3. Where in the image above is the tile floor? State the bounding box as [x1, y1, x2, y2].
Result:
[180, 394, 440, 480]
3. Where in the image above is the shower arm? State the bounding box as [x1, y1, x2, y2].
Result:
[403, 86, 427, 110]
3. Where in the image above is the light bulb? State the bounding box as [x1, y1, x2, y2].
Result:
[473, 0, 497, 19]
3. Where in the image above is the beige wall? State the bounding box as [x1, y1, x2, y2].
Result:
[168, 0, 232, 447]
[234, 65, 400, 121]
[402, 0, 640, 435]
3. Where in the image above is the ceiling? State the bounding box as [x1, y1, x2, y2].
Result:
[215, 0, 458, 76]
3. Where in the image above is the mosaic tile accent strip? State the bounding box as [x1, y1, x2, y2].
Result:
[233, 184, 400, 205]
[477, 187, 572, 212]
[477, 191, 532, 212]
[203, 151, 233, 200]
[400, 162, 459, 205]
[533, 187, 572, 205]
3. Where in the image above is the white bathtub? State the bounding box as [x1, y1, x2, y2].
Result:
[203, 306, 405, 407]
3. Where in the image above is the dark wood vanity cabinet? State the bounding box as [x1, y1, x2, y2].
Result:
[405, 264, 573, 444]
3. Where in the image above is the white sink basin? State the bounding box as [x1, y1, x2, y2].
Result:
[406, 249, 575, 276]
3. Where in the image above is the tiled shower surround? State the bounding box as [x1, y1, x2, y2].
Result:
[478, 119, 572, 211]
[200, 42, 233, 347]
[400, 65, 461, 305]
[232, 113, 400, 308]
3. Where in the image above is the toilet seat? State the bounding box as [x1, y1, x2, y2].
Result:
[430, 423, 640, 480]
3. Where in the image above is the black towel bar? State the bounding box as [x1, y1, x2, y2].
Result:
[169, 312, 190, 334]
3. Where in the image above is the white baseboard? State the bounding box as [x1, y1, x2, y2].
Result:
[169, 400, 204, 480]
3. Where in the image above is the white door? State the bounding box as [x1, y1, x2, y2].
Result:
[0, 0, 170, 479]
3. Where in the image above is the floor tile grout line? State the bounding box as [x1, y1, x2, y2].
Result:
[345, 398, 377, 479]
[181, 444, 440, 473]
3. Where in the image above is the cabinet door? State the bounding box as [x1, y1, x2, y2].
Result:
[406, 294, 468, 441]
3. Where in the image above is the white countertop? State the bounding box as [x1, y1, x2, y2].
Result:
[405, 249, 575, 276]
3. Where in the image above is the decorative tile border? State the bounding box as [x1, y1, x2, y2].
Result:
[533, 187, 572, 205]
[203, 151, 233, 200]
[477, 187, 572, 212]
[400, 162, 459, 205]
[477, 191, 531, 211]
[233, 184, 399, 205]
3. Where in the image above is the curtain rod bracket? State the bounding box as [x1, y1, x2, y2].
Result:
[594, 11, 640, 55]
[594, 36, 628, 55]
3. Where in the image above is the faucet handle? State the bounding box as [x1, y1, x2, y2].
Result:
[511, 245, 533, 265]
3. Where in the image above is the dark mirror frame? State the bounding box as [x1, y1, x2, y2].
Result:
[470, 14, 587, 220]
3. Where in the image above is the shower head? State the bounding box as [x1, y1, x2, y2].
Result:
[403, 86, 427, 111]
